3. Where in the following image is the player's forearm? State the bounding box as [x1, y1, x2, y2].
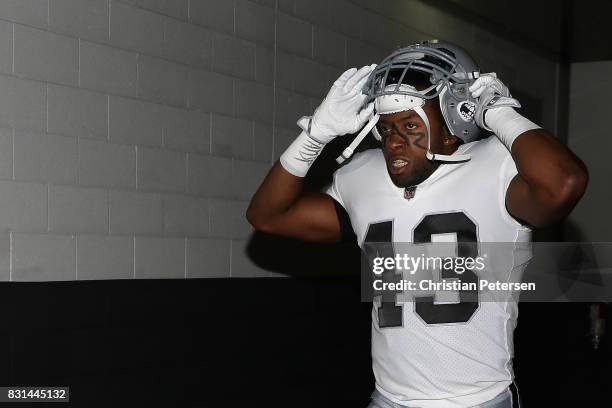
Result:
[247, 65, 374, 238]
[473, 73, 589, 226]
[508, 128, 588, 225]
[246, 161, 304, 232]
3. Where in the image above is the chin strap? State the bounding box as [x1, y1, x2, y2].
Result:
[336, 114, 380, 164]
[413, 105, 470, 162]
[426, 150, 470, 162]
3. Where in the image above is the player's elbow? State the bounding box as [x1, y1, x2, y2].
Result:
[538, 165, 589, 226]
[526, 165, 589, 228]
[554, 164, 589, 209]
[245, 205, 261, 229]
[245, 205, 273, 233]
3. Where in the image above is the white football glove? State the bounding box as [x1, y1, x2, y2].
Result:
[469, 72, 539, 150]
[281, 65, 376, 177]
[299, 64, 376, 143]
[469, 72, 521, 131]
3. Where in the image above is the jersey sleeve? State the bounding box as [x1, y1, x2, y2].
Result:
[325, 171, 345, 208]
[332, 198, 357, 243]
[498, 152, 526, 227]
[325, 171, 356, 243]
[499, 152, 518, 193]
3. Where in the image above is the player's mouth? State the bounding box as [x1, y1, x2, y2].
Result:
[387, 156, 411, 175]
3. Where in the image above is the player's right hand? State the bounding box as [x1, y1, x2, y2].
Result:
[306, 64, 376, 143]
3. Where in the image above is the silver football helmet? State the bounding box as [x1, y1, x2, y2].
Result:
[336, 40, 482, 164]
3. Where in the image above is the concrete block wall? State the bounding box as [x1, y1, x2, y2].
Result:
[0, 0, 559, 280]
[566, 61, 612, 241]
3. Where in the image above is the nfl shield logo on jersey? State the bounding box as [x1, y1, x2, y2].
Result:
[404, 186, 417, 200]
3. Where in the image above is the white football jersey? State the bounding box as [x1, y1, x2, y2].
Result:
[326, 136, 531, 408]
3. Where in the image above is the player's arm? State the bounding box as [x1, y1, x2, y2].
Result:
[505, 128, 587, 227]
[246, 162, 341, 242]
[246, 65, 375, 241]
[471, 74, 588, 227]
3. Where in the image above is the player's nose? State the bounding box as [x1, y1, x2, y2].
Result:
[384, 132, 406, 151]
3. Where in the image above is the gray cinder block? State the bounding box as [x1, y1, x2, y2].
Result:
[109, 95, 164, 146]
[49, 0, 109, 43]
[292, 56, 336, 97]
[163, 106, 210, 153]
[235, 0, 275, 46]
[48, 184, 108, 233]
[138, 55, 189, 107]
[12, 233, 76, 281]
[255, 44, 274, 85]
[0, 21, 13, 74]
[231, 159, 270, 200]
[78, 138, 136, 189]
[188, 68, 234, 115]
[277, 11, 311, 57]
[0, 181, 47, 232]
[0, 128, 12, 179]
[47, 84, 108, 139]
[212, 31, 256, 80]
[163, 18, 212, 68]
[186, 238, 230, 278]
[252, 121, 273, 163]
[211, 113, 253, 159]
[0, 233, 9, 281]
[131, 0, 188, 20]
[14, 25, 78, 86]
[109, 190, 162, 235]
[134, 236, 185, 278]
[274, 88, 310, 128]
[163, 194, 209, 236]
[137, 146, 187, 193]
[109, 0, 164, 56]
[0, 0, 48, 28]
[189, 0, 235, 34]
[0, 74, 45, 132]
[313, 26, 346, 68]
[235, 79, 273, 124]
[209, 198, 252, 239]
[77, 234, 134, 280]
[187, 153, 232, 197]
[14, 130, 78, 184]
[80, 41, 138, 97]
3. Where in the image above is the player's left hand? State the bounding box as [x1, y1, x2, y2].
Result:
[469, 73, 521, 131]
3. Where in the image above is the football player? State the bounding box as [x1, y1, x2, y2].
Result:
[246, 40, 588, 407]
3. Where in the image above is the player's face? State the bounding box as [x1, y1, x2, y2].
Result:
[379, 103, 449, 188]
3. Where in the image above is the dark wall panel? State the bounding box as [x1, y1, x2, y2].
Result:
[0, 279, 609, 407]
